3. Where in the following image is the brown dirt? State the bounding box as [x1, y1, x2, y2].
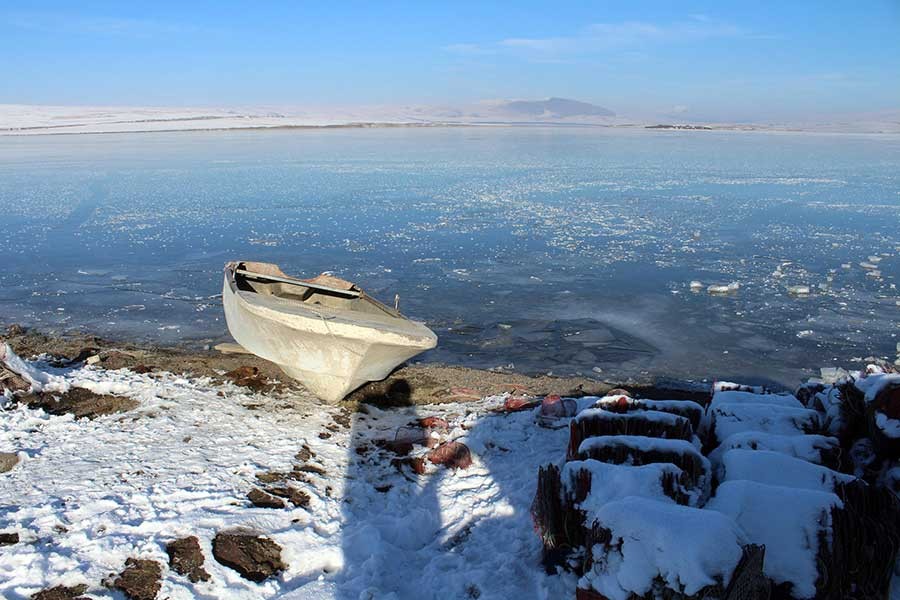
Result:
[1, 325, 710, 408]
[212, 531, 286, 582]
[111, 558, 162, 600]
[166, 536, 211, 583]
[20, 388, 139, 419]
[31, 584, 90, 600]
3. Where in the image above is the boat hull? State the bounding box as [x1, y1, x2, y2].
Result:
[222, 272, 436, 402]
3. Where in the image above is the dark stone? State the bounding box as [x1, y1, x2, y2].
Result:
[294, 445, 314, 462]
[31, 584, 89, 600]
[374, 439, 414, 456]
[21, 387, 139, 419]
[112, 558, 162, 600]
[247, 488, 286, 509]
[0, 531, 19, 545]
[65, 347, 101, 365]
[166, 536, 211, 583]
[266, 486, 310, 508]
[212, 532, 286, 582]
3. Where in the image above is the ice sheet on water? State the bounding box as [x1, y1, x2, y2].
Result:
[1, 129, 897, 381]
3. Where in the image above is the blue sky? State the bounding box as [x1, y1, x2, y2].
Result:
[1, 1, 898, 120]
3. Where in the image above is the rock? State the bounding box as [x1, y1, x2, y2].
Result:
[0, 531, 19, 545]
[31, 584, 89, 600]
[64, 347, 101, 365]
[266, 486, 310, 508]
[166, 536, 211, 583]
[112, 558, 162, 600]
[5, 323, 26, 337]
[21, 387, 139, 419]
[427, 441, 473, 470]
[247, 488, 286, 509]
[294, 445, 314, 462]
[0, 452, 20, 473]
[0, 365, 31, 394]
[212, 532, 286, 582]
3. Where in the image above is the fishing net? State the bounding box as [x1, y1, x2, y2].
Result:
[811, 480, 900, 600]
[531, 461, 695, 565]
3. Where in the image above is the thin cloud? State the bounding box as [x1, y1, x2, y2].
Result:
[447, 16, 752, 61]
[3, 11, 202, 38]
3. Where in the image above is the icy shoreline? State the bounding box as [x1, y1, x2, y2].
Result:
[2, 329, 898, 599]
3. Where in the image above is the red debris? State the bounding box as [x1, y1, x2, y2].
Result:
[540, 395, 577, 419]
[427, 441, 473, 470]
[575, 587, 609, 600]
[410, 457, 427, 474]
[504, 396, 540, 412]
[419, 416, 450, 430]
[450, 386, 480, 397]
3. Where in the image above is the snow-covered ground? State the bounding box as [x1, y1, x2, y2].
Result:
[0, 103, 629, 136]
[0, 356, 575, 599]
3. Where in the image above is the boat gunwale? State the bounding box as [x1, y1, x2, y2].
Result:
[224, 262, 437, 345]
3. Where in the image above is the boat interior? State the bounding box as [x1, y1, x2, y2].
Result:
[231, 262, 401, 319]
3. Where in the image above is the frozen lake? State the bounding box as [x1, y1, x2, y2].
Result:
[0, 127, 897, 385]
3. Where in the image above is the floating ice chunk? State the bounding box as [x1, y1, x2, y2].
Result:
[859, 262, 878, 270]
[867, 255, 882, 263]
[797, 330, 814, 338]
[707, 282, 739, 294]
[865, 270, 881, 278]
[689, 280, 704, 291]
[819, 367, 849, 384]
[787, 285, 810, 295]
[841, 263, 851, 269]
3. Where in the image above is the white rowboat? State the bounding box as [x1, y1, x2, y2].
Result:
[223, 261, 437, 402]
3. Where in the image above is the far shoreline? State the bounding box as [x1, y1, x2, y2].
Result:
[4, 120, 900, 138]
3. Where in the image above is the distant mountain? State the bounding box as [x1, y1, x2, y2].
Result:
[495, 97, 615, 119]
